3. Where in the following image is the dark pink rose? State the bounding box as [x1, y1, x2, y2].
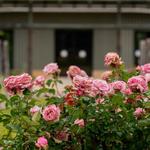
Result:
[4, 73, 32, 94]
[127, 75, 148, 93]
[42, 104, 60, 122]
[35, 136, 48, 149]
[110, 81, 126, 92]
[134, 107, 145, 119]
[104, 52, 123, 67]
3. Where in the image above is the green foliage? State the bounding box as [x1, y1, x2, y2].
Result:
[0, 63, 150, 150]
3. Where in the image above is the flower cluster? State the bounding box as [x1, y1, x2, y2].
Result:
[4, 73, 32, 94]
[0, 53, 149, 150]
[104, 52, 123, 67]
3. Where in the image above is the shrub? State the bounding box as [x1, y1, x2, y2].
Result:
[0, 53, 150, 150]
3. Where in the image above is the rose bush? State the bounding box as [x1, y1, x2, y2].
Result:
[0, 54, 150, 150]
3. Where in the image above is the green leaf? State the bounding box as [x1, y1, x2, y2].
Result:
[46, 79, 52, 86]
[47, 97, 63, 104]
[23, 89, 31, 96]
[0, 94, 8, 102]
[36, 88, 49, 96]
[138, 118, 150, 127]
[48, 89, 55, 95]
[111, 93, 124, 106]
[57, 80, 63, 84]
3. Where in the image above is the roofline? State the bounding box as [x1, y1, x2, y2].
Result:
[0, 6, 150, 14]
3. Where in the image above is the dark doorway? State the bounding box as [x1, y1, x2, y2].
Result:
[55, 29, 93, 76]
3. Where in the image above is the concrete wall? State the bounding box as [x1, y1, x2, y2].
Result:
[93, 29, 117, 70]
[14, 29, 54, 71]
[121, 30, 134, 68]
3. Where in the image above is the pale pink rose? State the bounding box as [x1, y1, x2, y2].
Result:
[104, 52, 123, 67]
[96, 98, 105, 104]
[0, 147, 3, 150]
[30, 106, 41, 115]
[4, 73, 32, 94]
[55, 131, 69, 142]
[91, 79, 110, 96]
[35, 136, 48, 149]
[122, 88, 132, 95]
[136, 63, 150, 74]
[0, 103, 5, 109]
[73, 75, 92, 96]
[42, 104, 60, 122]
[110, 81, 126, 92]
[134, 107, 145, 118]
[145, 73, 150, 82]
[127, 75, 148, 93]
[34, 76, 45, 86]
[43, 63, 59, 75]
[74, 119, 85, 128]
[67, 65, 88, 79]
[101, 71, 112, 81]
[115, 108, 122, 113]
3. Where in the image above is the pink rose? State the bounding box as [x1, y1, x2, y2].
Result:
[42, 104, 60, 122]
[4, 73, 32, 94]
[67, 65, 88, 79]
[35, 136, 48, 149]
[101, 71, 112, 81]
[91, 79, 110, 96]
[110, 81, 126, 92]
[145, 73, 150, 82]
[137, 63, 150, 74]
[34, 76, 45, 86]
[96, 98, 105, 104]
[74, 119, 85, 128]
[73, 75, 92, 96]
[127, 75, 148, 93]
[134, 107, 145, 118]
[104, 52, 123, 67]
[122, 88, 132, 95]
[43, 63, 59, 75]
[30, 106, 41, 115]
[55, 131, 69, 142]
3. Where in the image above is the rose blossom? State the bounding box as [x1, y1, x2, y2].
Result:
[134, 107, 145, 118]
[145, 73, 150, 82]
[30, 106, 41, 115]
[127, 75, 148, 93]
[64, 92, 75, 106]
[136, 63, 150, 74]
[96, 98, 105, 104]
[101, 71, 112, 81]
[67, 65, 88, 79]
[73, 75, 92, 96]
[43, 63, 59, 75]
[34, 76, 45, 86]
[4, 73, 32, 94]
[122, 88, 132, 95]
[91, 79, 110, 96]
[55, 131, 69, 142]
[110, 81, 126, 92]
[35, 136, 48, 149]
[104, 52, 123, 67]
[42, 104, 60, 122]
[74, 119, 85, 128]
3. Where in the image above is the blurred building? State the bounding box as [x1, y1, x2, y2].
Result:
[0, 0, 150, 75]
